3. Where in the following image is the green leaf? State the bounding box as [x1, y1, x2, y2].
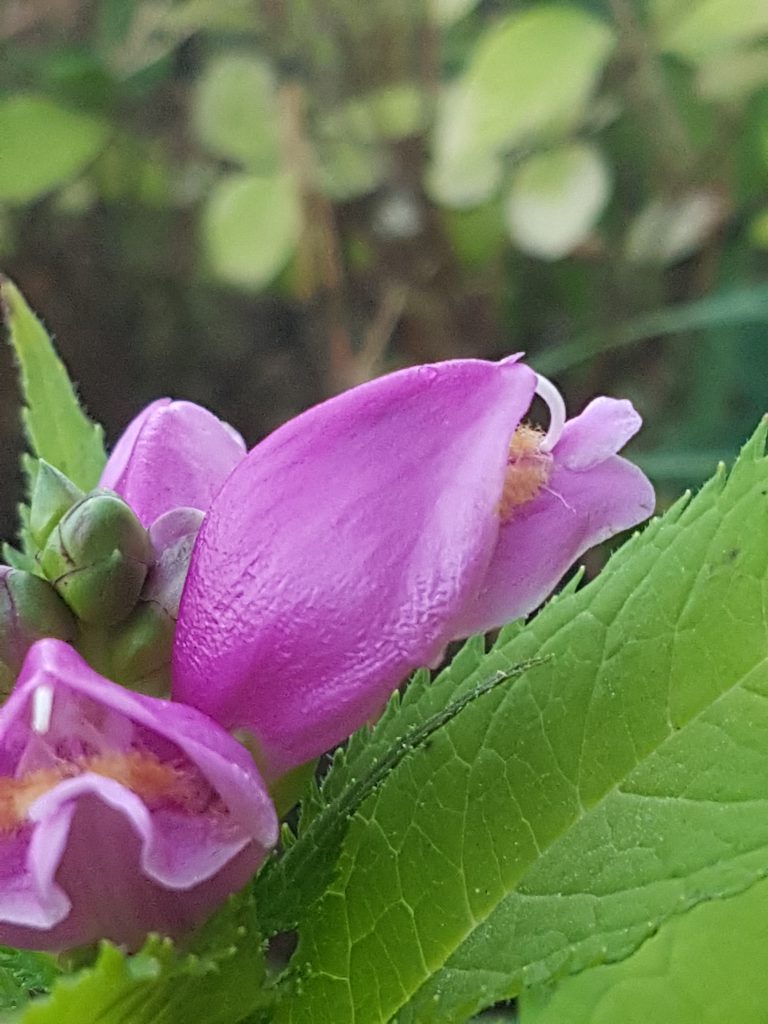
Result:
[520, 875, 768, 1023]
[504, 142, 611, 260]
[655, 0, 768, 62]
[0, 96, 109, 204]
[1, 278, 106, 493]
[19, 891, 271, 1024]
[535, 283, 768, 373]
[429, 4, 615, 207]
[203, 173, 301, 291]
[0, 949, 60, 1014]
[274, 422, 768, 1022]
[193, 55, 281, 173]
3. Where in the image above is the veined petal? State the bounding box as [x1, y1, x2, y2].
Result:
[100, 400, 246, 527]
[452, 455, 655, 636]
[174, 359, 538, 778]
[0, 639, 277, 952]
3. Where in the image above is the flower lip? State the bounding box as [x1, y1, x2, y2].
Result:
[0, 639, 278, 950]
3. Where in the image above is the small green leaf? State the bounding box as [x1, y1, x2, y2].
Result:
[655, 0, 768, 62]
[19, 891, 271, 1024]
[1, 278, 106, 492]
[0, 96, 109, 204]
[0, 948, 60, 1014]
[274, 422, 768, 1022]
[193, 55, 280, 173]
[203, 173, 301, 290]
[504, 142, 611, 260]
[430, 4, 615, 207]
[520, 875, 768, 1024]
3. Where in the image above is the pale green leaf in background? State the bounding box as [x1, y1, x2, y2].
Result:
[314, 138, 385, 201]
[193, 54, 281, 174]
[0, 278, 106, 491]
[429, 0, 482, 28]
[625, 189, 725, 264]
[0, 97, 109, 205]
[430, 4, 615, 207]
[695, 45, 768, 101]
[202, 173, 301, 290]
[520, 876, 768, 1024]
[504, 142, 611, 260]
[654, 0, 768, 62]
[273, 423, 768, 1023]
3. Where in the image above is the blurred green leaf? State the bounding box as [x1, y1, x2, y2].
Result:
[430, 4, 615, 207]
[520, 875, 768, 1024]
[0, 96, 109, 204]
[696, 45, 768, 100]
[314, 138, 384, 200]
[0, 278, 106, 491]
[625, 190, 725, 264]
[537, 284, 768, 373]
[193, 55, 280, 173]
[504, 142, 611, 260]
[655, 0, 768, 62]
[203, 173, 301, 290]
[429, 0, 482, 27]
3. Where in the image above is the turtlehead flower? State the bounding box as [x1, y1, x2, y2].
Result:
[100, 399, 246, 527]
[0, 639, 277, 952]
[162, 358, 654, 779]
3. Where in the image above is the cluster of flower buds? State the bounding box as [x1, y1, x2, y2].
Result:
[0, 461, 202, 702]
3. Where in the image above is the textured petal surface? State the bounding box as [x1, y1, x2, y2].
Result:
[452, 455, 655, 636]
[100, 400, 246, 526]
[174, 359, 537, 777]
[0, 639, 277, 951]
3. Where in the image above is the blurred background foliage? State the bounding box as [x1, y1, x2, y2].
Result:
[1, 0, 768, 543]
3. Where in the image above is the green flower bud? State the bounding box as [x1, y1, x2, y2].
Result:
[108, 601, 175, 697]
[29, 460, 84, 548]
[39, 490, 154, 626]
[0, 566, 76, 697]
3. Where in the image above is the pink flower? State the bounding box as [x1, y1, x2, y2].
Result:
[0, 639, 277, 952]
[100, 399, 246, 528]
[162, 359, 654, 779]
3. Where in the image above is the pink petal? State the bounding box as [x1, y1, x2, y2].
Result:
[174, 359, 538, 777]
[0, 639, 277, 951]
[452, 456, 655, 637]
[555, 397, 643, 470]
[100, 401, 247, 527]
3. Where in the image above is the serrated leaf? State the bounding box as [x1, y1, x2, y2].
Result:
[202, 174, 301, 291]
[19, 891, 270, 1024]
[274, 422, 768, 1022]
[0, 949, 60, 1014]
[520, 875, 768, 1023]
[0, 278, 106, 494]
[0, 97, 109, 205]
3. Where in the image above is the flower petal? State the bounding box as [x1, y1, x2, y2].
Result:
[174, 359, 537, 777]
[452, 455, 655, 636]
[0, 639, 277, 951]
[100, 401, 246, 527]
[554, 396, 642, 470]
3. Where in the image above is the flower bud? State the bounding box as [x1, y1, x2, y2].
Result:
[0, 567, 76, 696]
[28, 461, 84, 548]
[108, 601, 176, 697]
[39, 490, 153, 626]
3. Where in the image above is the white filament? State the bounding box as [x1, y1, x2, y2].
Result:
[534, 373, 567, 453]
[32, 684, 54, 734]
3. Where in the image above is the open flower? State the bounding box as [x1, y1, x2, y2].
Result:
[163, 358, 654, 779]
[0, 638, 277, 952]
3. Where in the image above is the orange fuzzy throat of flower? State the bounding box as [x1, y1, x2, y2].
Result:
[498, 424, 553, 522]
[0, 750, 214, 832]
